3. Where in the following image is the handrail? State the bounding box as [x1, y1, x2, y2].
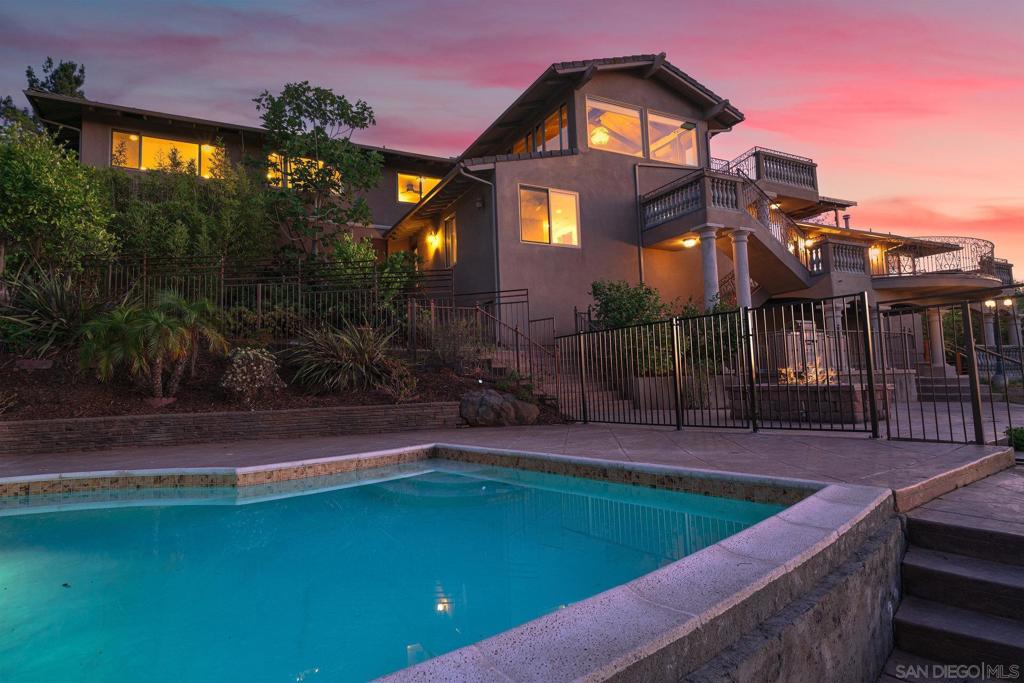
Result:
[474, 304, 555, 361]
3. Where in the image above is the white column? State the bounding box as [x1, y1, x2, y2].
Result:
[927, 308, 945, 368]
[1009, 313, 1022, 347]
[729, 228, 753, 309]
[698, 226, 720, 309]
[984, 311, 996, 347]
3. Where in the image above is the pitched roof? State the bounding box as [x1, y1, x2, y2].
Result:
[459, 53, 745, 160]
[23, 89, 455, 170]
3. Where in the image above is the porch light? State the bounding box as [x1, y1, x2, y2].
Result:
[1004, 298, 1014, 307]
[770, 203, 782, 210]
[427, 231, 442, 249]
[985, 299, 996, 309]
[681, 237, 698, 248]
[804, 238, 815, 248]
[869, 246, 882, 257]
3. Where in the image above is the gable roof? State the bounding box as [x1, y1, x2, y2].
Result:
[459, 53, 745, 160]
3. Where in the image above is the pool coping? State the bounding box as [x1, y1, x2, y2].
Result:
[0, 444, 895, 682]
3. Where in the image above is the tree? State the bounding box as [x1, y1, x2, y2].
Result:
[254, 81, 383, 258]
[26, 57, 86, 97]
[0, 125, 115, 275]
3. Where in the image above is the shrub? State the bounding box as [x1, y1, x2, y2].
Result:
[220, 346, 285, 409]
[431, 318, 485, 374]
[0, 269, 111, 359]
[377, 357, 418, 403]
[1007, 426, 1024, 451]
[290, 323, 395, 393]
[589, 280, 670, 329]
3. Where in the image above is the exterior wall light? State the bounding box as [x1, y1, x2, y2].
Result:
[1004, 298, 1014, 307]
[427, 231, 442, 249]
[984, 299, 997, 309]
[769, 203, 782, 210]
[681, 237, 698, 248]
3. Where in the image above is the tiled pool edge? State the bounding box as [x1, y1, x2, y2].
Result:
[0, 444, 897, 681]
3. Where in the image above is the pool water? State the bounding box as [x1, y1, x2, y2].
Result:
[0, 461, 783, 682]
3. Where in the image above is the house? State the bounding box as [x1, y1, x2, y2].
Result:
[26, 53, 1014, 337]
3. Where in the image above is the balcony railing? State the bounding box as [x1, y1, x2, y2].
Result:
[876, 236, 997, 278]
[641, 170, 741, 230]
[714, 147, 817, 191]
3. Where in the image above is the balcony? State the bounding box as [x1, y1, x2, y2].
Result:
[711, 147, 818, 202]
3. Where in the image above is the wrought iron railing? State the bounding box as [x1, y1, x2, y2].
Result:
[876, 236, 996, 277]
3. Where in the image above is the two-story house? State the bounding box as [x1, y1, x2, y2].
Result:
[27, 53, 1014, 336]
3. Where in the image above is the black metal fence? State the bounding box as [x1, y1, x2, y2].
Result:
[556, 290, 1024, 445]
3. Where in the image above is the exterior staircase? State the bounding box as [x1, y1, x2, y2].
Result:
[914, 363, 973, 402]
[885, 475, 1024, 680]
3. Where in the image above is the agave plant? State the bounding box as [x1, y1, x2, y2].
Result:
[290, 322, 396, 393]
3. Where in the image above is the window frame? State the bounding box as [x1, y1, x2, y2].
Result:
[110, 128, 222, 177]
[442, 214, 457, 267]
[584, 96, 645, 159]
[516, 184, 581, 249]
[645, 108, 701, 168]
[396, 172, 442, 204]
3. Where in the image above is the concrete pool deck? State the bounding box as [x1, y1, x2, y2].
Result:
[0, 423, 1014, 511]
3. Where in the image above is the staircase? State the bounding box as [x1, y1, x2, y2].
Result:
[886, 472, 1024, 680]
[914, 363, 973, 402]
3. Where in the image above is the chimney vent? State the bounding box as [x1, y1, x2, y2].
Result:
[842, 214, 851, 229]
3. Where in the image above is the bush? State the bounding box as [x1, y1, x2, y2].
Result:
[290, 323, 395, 393]
[220, 346, 285, 409]
[589, 280, 670, 328]
[0, 269, 112, 359]
[377, 357, 418, 403]
[1007, 426, 1024, 451]
[431, 318, 485, 374]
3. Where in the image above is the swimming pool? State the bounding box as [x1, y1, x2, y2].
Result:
[0, 459, 783, 682]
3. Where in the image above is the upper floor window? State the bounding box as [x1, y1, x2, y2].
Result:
[519, 185, 579, 247]
[647, 112, 698, 166]
[266, 154, 336, 189]
[510, 104, 569, 155]
[397, 173, 441, 203]
[585, 98, 642, 157]
[111, 130, 222, 178]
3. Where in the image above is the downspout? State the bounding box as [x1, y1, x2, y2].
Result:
[457, 165, 500, 294]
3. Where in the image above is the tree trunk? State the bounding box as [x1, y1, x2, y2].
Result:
[150, 356, 164, 398]
[189, 348, 199, 379]
[167, 356, 189, 397]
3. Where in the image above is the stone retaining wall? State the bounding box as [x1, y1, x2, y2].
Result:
[0, 402, 461, 456]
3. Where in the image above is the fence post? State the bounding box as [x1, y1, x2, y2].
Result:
[962, 302, 987, 444]
[577, 332, 589, 424]
[859, 292, 880, 438]
[515, 325, 522, 376]
[743, 306, 759, 433]
[671, 317, 683, 430]
[407, 298, 417, 353]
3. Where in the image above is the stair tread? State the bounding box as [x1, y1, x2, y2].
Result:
[896, 597, 1024, 647]
[904, 547, 1024, 589]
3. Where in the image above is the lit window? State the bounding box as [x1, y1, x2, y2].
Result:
[111, 130, 222, 177]
[397, 173, 442, 203]
[542, 111, 561, 151]
[519, 186, 579, 247]
[141, 135, 199, 173]
[648, 112, 698, 166]
[267, 153, 285, 187]
[512, 137, 527, 155]
[585, 98, 642, 157]
[111, 131, 140, 168]
[443, 215, 457, 267]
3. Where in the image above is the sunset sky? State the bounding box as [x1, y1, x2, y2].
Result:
[2, 0, 1022, 266]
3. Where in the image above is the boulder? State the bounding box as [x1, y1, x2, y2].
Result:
[460, 389, 539, 427]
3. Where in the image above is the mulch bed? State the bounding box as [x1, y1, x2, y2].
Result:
[0, 352, 563, 425]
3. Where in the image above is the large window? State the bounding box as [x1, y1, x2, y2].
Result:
[111, 131, 222, 178]
[509, 103, 568, 155]
[647, 112, 698, 166]
[519, 186, 579, 247]
[585, 98, 643, 157]
[397, 173, 442, 203]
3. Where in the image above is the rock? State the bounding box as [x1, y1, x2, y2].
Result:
[460, 389, 539, 426]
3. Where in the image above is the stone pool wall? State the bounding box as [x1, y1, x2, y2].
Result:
[0, 402, 461, 456]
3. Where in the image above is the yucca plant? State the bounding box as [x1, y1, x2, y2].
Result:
[290, 323, 395, 393]
[0, 269, 107, 359]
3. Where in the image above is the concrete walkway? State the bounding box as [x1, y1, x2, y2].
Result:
[1, 424, 1013, 511]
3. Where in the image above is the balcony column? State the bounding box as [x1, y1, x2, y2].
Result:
[698, 226, 720, 309]
[983, 310, 997, 347]
[925, 308, 946, 369]
[729, 228, 753, 309]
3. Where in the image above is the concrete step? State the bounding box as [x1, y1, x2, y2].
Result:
[894, 597, 1024, 668]
[903, 547, 1024, 621]
[907, 512, 1024, 566]
[878, 649, 989, 682]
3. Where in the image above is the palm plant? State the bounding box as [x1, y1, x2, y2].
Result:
[157, 292, 229, 392]
[134, 309, 190, 399]
[79, 305, 145, 381]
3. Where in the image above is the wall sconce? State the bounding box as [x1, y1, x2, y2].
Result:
[427, 231, 442, 249]
[1003, 298, 1014, 308]
[681, 237, 698, 248]
[984, 299, 996, 309]
[868, 245, 882, 257]
[769, 203, 782, 210]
